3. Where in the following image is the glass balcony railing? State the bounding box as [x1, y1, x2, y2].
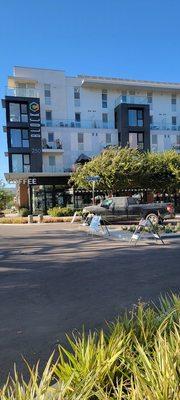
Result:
[150, 122, 180, 131]
[115, 95, 149, 107]
[43, 166, 64, 173]
[42, 139, 63, 150]
[5, 86, 39, 98]
[41, 119, 115, 129]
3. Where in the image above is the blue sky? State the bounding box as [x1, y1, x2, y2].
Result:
[1, 0, 180, 182]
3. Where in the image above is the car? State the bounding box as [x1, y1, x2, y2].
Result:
[82, 196, 175, 224]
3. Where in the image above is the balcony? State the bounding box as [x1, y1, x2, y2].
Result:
[43, 166, 64, 173]
[5, 86, 39, 98]
[150, 122, 180, 131]
[42, 138, 64, 153]
[115, 95, 148, 107]
[41, 119, 115, 129]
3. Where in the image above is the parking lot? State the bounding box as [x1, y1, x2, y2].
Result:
[0, 223, 179, 383]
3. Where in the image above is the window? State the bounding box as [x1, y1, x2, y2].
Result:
[102, 113, 108, 127]
[121, 91, 127, 103]
[10, 129, 21, 147]
[106, 133, 111, 144]
[23, 154, 30, 172]
[48, 132, 54, 142]
[171, 94, 176, 111]
[9, 102, 28, 123]
[147, 91, 153, 103]
[49, 155, 56, 166]
[137, 133, 144, 149]
[12, 154, 30, 172]
[172, 116, 176, 130]
[46, 110, 52, 126]
[150, 115, 153, 125]
[78, 132, 84, 150]
[9, 103, 20, 122]
[102, 90, 107, 108]
[74, 87, 80, 106]
[177, 134, 180, 145]
[75, 112, 81, 127]
[128, 109, 143, 127]
[10, 129, 29, 148]
[44, 84, 51, 104]
[152, 134, 158, 145]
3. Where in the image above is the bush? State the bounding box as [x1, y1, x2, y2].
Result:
[0, 217, 28, 224]
[47, 207, 74, 217]
[0, 294, 179, 398]
[19, 208, 30, 217]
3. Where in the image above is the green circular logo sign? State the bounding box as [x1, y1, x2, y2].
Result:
[29, 102, 40, 113]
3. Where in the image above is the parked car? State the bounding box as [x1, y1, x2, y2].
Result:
[82, 196, 175, 224]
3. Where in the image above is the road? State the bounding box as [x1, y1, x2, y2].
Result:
[0, 223, 179, 384]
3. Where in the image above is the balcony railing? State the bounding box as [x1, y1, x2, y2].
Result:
[150, 122, 180, 131]
[115, 95, 149, 107]
[42, 138, 63, 150]
[43, 166, 64, 173]
[5, 86, 39, 98]
[41, 119, 115, 129]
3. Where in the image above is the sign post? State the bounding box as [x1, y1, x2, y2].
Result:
[86, 175, 100, 204]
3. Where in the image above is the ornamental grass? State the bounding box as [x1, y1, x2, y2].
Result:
[0, 294, 179, 399]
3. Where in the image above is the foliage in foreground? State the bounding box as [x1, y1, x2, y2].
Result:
[47, 207, 75, 217]
[70, 147, 180, 193]
[0, 294, 179, 399]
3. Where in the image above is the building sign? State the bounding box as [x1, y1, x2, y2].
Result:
[28, 178, 37, 185]
[28, 98, 43, 172]
[29, 100, 41, 137]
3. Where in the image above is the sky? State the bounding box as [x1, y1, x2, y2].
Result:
[1, 0, 180, 183]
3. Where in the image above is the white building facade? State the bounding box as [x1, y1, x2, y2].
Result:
[6, 66, 180, 175]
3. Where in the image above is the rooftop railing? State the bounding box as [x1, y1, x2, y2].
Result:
[41, 119, 115, 129]
[115, 95, 149, 107]
[5, 86, 39, 98]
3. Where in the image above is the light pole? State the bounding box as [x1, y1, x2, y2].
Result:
[86, 176, 100, 204]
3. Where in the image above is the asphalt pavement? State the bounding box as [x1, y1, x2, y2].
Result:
[0, 223, 179, 384]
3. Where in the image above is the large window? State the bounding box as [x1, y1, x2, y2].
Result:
[12, 154, 30, 172]
[102, 113, 108, 127]
[128, 109, 143, 127]
[106, 133, 111, 144]
[48, 132, 54, 142]
[75, 112, 81, 127]
[102, 90, 107, 108]
[49, 155, 56, 166]
[44, 84, 51, 105]
[129, 132, 144, 150]
[10, 129, 29, 148]
[74, 87, 80, 106]
[78, 132, 84, 150]
[172, 116, 176, 130]
[9, 102, 28, 122]
[171, 94, 176, 112]
[46, 110, 52, 126]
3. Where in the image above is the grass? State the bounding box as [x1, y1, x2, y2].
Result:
[0, 294, 179, 399]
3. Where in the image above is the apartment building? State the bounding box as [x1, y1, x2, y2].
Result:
[2, 66, 180, 213]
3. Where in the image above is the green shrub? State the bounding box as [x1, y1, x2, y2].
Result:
[19, 208, 30, 217]
[0, 217, 28, 224]
[47, 207, 74, 217]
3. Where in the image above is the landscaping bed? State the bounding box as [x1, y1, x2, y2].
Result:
[0, 294, 179, 399]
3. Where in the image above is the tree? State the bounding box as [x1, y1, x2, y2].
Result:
[70, 147, 180, 193]
[0, 189, 14, 210]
